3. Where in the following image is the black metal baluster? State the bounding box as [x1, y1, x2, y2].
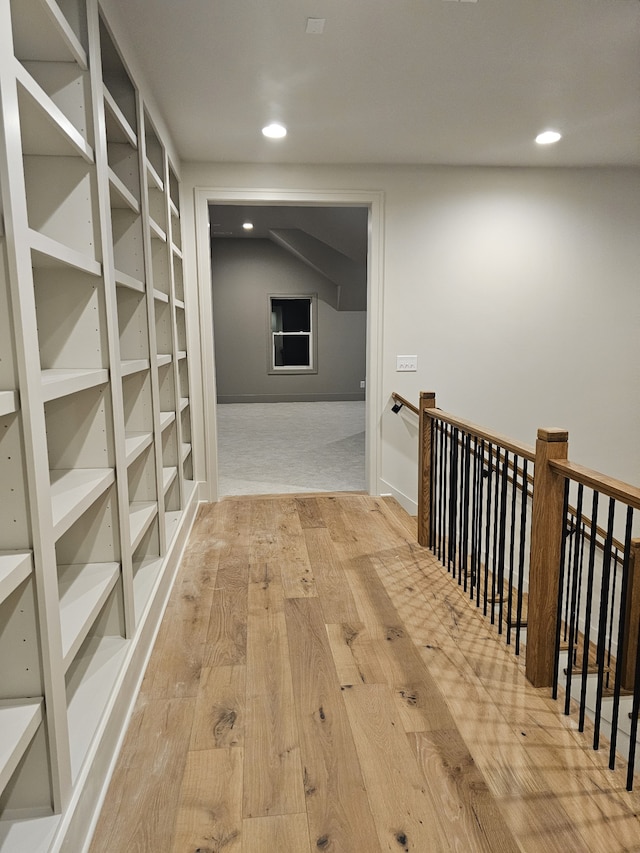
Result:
[593, 497, 616, 750]
[437, 420, 444, 561]
[564, 485, 584, 714]
[489, 447, 500, 625]
[476, 439, 486, 609]
[563, 512, 575, 645]
[608, 507, 634, 771]
[606, 548, 620, 692]
[626, 615, 640, 790]
[470, 436, 480, 601]
[553, 479, 571, 701]
[515, 459, 529, 657]
[449, 427, 459, 575]
[506, 455, 519, 646]
[483, 443, 493, 617]
[429, 417, 436, 548]
[496, 450, 509, 634]
[578, 491, 599, 732]
[461, 432, 471, 593]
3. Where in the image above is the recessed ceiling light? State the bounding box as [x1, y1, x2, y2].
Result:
[242, 222, 254, 231]
[536, 130, 562, 145]
[262, 122, 287, 139]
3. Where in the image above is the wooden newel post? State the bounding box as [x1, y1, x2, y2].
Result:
[621, 539, 640, 692]
[417, 391, 436, 547]
[525, 427, 569, 688]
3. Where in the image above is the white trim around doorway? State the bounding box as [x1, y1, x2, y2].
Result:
[193, 187, 385, 502]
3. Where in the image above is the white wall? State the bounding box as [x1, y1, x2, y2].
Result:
[182, 164, 640, 510]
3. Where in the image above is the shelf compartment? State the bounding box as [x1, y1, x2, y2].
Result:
[117, 288, 150, 361]
[58, 562, 120, 670]
[122, 370, 153, 434]
[16, 66, 93, 162]
[179, 397, 189, 413]
[151, 237, 170, 296]
[0, 552, 32, 607]
[171, 244, 183, 261]
[180, 404, 192, 445]
[129, 502, 157, 552]
[108, 169, 139, 214]
[176, 306, 187, 352]
[168, 163, 180, 214]
[144, 110, 164, 184]
[110, 209, 144, 282]
[132, 556, 162, 625]
[161, 419, 177, 467]
[107, 142, 140, 206]
[159, 410, 175, 432]
[23, 156, 99, 261]
[114, 268, 144, 293]
[55, 484, 119, 568]
[34, 267, 107, 372]
[164, 467, 180, 513]
[10, 0, 87, 67]
[0, 413, 31, 550]
[0, 699, 43, 798]
[148, 217, 167, 243]
[162, 466, 177, 495]
[41, 367, 108, 402]
[103, 85, 137, 148]
[45, 384, 114, 472]
[156, 354, 172, 368]
[154, 299, 173, 354]
[164, 510, 182, 547]
[178, 357, 190, 399]
[0, 575, 41, 698]
[0, 391, 19, 417]
[158, 361, 176, 411]
[173, 252, 184, 302]
[153, 289, 169, 304]
[120, 358, 149, 377]
[66, 634, 128, 782]
[147, 183, 167, 234]
[181, 443, 192, 463]
[50, 468, 115, 540]
[124, 431, 153, 467]
[30, 229, 101, 277]
[99, 16, 136, 134]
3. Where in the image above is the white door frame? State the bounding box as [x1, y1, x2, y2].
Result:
[193, 186, 385, 502]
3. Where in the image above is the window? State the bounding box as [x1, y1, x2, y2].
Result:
[268, 294, 317, 374]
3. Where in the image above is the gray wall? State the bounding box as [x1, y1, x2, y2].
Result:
[211, 239, 366, 403]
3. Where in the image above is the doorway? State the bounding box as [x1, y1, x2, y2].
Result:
[193, 187, 384, 502]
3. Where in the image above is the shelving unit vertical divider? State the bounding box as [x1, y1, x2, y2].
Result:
[166, 157, 189, 508]
[136, 102, 167, 555]
[86, 0, 135, 637]
[0, 7, 72, 812]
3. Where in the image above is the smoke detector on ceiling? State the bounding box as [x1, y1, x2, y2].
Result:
[305, 18, 326, 34]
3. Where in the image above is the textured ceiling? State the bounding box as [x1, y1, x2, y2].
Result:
[103, 0, 640, 167]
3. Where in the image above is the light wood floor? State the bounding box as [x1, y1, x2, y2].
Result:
[89, 494, 640, 852]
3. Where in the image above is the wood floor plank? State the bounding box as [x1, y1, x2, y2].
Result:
[408, 729, 520, 853]
[89, 698, 195, 853]
[342, 683, 453, 852]
[190, 665, 245, 751]
[243, 563, 305, 818]
[276, 498, 317, 598]
[171, 748, 243, 853]
[242, 813, 312, 851]
[303, 527, 360, 623]
[295, 496, 327, 529]
[204, 543, 249, 667]
[284, 597, 381, 853]
[325, 621, 386, 686]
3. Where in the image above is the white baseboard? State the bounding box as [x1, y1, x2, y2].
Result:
[379, 479, 417, 516]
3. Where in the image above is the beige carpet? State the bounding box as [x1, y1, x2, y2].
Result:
[216, 401, 366, 496]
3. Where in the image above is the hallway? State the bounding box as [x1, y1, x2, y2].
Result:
[89, 494, 640, 852]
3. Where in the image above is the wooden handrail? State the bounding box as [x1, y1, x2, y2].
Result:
[550, 459, 640, 511]
[390, 392, 419, 416]
[424, 407, 536, 463]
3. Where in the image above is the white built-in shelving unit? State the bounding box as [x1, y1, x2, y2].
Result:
[0, 1, 196, 850]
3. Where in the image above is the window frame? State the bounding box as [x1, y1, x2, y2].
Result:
[267, 293, 318, 375]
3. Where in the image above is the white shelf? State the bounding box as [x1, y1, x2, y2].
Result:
[169, 199, 179, 219]
[12, 0, 87, 68]
[58, 562, 120, 670]
[124, 431, 153, 466]
[174, 298, 185, 311]
[171, 244, 183, 260]
[162, 466, 177, 495]
[114, 269, 145, 293]
[129, 501, 157, 551]
[66, 636, 129, 782]
[164, 510, 181, 546]
[29, 229, 101, 276]
[159, 410, 175, 431]
[102, 86, 137, 148]
[153, 289, 169, 303]
[120, 358, 150, 377]
[156, 353, 172, 368]
[177, 350, 187, 361]
[0, 699, 44, 796]
[179, 397, 189, 412]
[0, 551, 32, 606]
[41, 368, 109, 403]
[16, 66, 93, 163]
[132, 557, 163, 622]
[0, 390, 19, 417]
[181, 442, 192, 463]
[108, 169, 140, 213]
[149, 217, 167, 242]
[50, 468, 115, 540]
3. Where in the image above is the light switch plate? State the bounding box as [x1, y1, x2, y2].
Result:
[396, 355, 417, 372]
